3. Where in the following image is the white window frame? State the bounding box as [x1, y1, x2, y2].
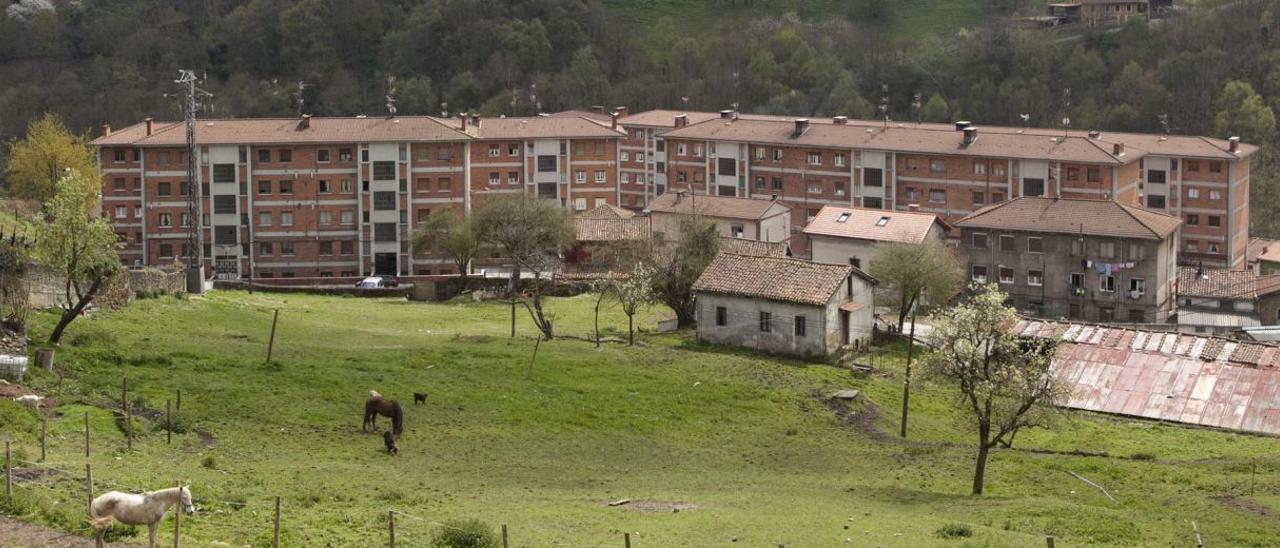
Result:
[807, 152, 822, 166]
[1027, 270, 1044, 286]
[998, 266, 1015, 285]
[1100, 275, 1116, 292]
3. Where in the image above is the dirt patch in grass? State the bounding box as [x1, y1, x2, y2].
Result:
[817, 391, 894, 443]
[195, 428, 216, 448]
[0, 381, 56, 410]
[0, 514, 109, 547]
[1214, 495, 1273, 517]
[12, 467, 60, 483]
[611, 500, 700, 513]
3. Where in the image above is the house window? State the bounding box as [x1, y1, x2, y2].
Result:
[159, 244, 173, 257]
[417, 209, 431, 223]
[1129, 278, 1145, 295]
[488, 172, 499, 185]
[1208, 216, 1221, 227]
[180, 213, 192, 227]
[1209, 190, 1222, 200]
[834, 181, 846, 196]
[319, 180, 331, 193]
[1188, 188, 1199, 199]
[794, 315, 807, 337]
[1187, 160, 1200, 172]
[1065, 167, 1079, 181]
[992, 191, 1005, 203]
[434, 147, 450, 161]
[759, 311, 772, 332]
[257, 149, 270, 163]
[319, 211, 331, 225]
[772, 177, 782, 190]
[279, 180, 293, 194]
[1100, 275, 1116, 292]
[808, 183, 823, 195]
[488, 144, 500, 157]
[1209, 161, 1222, 173]
[773, 149, 784, 161]
[1187, 214, 1199, 226]
[439, 178, 452, 191]
[112, 149, 126, 162]
[374, 223, 396, 242]
[281, 241, 294, 256]
[508, 145, 519, 157]
[1127, 309, 1146, 323]
[1070, 273, 1084, 289]
[158, 182, 172, 196]
[1148, 170, 1167, 184]
[693, 144, 703, 157]
[574, 198, 587, 211]
[373, 161, 396, 181]
[972, 191, 985, 206]
[1210, 243, 1221, 254]
[929, 159, 946, 173]
[258, 242, 271, 255]
[999, 266, 1014, 284]
[279, 149, 292, 162]
[339, 148, 353, 161]
[1186, 240, 1199, 252]
[972, 233, 988, 249]
[340, 210, 354, 225]
[258, 212, 272, 226]
[621, 151, 630, 162]
[1100, 241, 1115, 258]
[807, 152, 822, 166]
[730, 224, 745, 238]
[864, 168, 883, 187]
[716, 306, 727, 326]
[213, 195, 236, 214]
[974, 161, 987, 176]
[754, 176, 765, 190]
[754, 147, 766, 160]
[1146, 195, 1166, 209]
[1128, 243, 1145, 260]
[341, 241, 354, 255]
[1028, 237, 1043, 253]
[1022, 178, 1045, 197]
[341, 179, 353, 193]
[971, 265, 988, 283]
[509, 172, 520, 184]
[905, 187, 919, 203]
[929, 189, 945, 203]
[257, 181, 270, 194]
[158, 213, 172, 227]
[280, 211, 293, 226]
[575, 170, 586, 183]
[1028, 270, 1044, 286]
[317, 149, 330, 162]
[999, 234, 1015, 252]
[113, 178, 126, 191]
[677, 143, 687, 156]
[595, 170, 606, 183]
[374, 191, 396, 211]
[317, 241, 333, 255]
[834, 153, 846, 167]
[677, 171, 688, 183]
[114, 206, 127, 218]
[863, 197, 883, 209]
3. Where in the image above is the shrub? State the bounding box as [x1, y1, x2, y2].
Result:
[0, 399, 38, 437]
[1130, 452, 1157, 461]
[431, 518, 499, 548]
[201, 455, 217, 469]
[935, 523, 974, 539]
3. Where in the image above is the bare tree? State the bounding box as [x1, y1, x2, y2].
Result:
[472, 195, 575, 340]
[868, 239, 961, 438]
[921, 283, 1066, 496]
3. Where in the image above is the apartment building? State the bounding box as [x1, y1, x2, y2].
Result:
[615, 109, 1254, 266]
[953, 197, 1181, 323]
[92, 113, 624, 279]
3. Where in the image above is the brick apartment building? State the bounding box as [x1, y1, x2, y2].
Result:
[614, 109, 1254, 266]
[91, 113, 625, 279]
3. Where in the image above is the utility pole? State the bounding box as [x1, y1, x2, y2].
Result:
[176, 70, 212, 293]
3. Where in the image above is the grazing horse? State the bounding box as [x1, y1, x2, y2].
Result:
[89, 485, 194, 548]
[364, 390, 403, 435]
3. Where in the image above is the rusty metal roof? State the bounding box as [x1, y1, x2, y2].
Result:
[1015, 318, 1280, 435]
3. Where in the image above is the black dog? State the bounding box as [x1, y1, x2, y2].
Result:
[413, 392, 428, 405]
[383, 431, 398, 455]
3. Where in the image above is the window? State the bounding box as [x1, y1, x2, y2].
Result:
[258, 149, 270, 163]
[508, 172, 520, 184]
[317, 149, 330, 162]
[112, 178, 127, 191]
[158, 182, 172, 196]
[575, 170, 586, 183]
[807, 152, 822, 166]
[1070, 273, 1084, 289]
[773, 148, 783, 162]
[340, 210, 354, 225]
[280, 211, 293, 226]
[677, 143, 687, 156]
[1028, 237, 1044, 253]
[180, 213, 192, 227]
[759, 311, 772, 332]
[677, 171, 688, 183]
[488, 172, 499, 185]
[574, 198, 587, 211]
[213, 195, 236, 214]
[258, 212, 272, 226]
[999, 234, 1016, 252]
[992, 191, 1005, 203]
[730, 223, 745, 238]
[621, 151, 630, 162]
[1187, 160, 1200, 172]
[214, 226, 236, 245]
[754, 147, 765, 161]
[1188, 188, 1199, 199]
[180, 182, 191, 196]
[595, 170, 606, 183]
[279, 180, 293, 194]
[113, 149, 126, 162]
[340, 179, 353, 193]
[279, 149, 292, 162]
[372, 161, 396, 181]
[374, 191, 396, 210]
[159, 244, 173, 257]
[1186, 240, 1199, 252]
[1187, 214, 1199, 226]
[974, 161, 987, 176]
[972, 191, 985, 206]
[1100, 275, 1116, 292]
[863, 197, 883, 209]
[834, 153, 846, 167]
[1128, 243, 1144, 260]
[341, 241, 354, 255]
[808, 183, 823, 195]
[715, 306, 727, 326]
[1129, 278, 1145, 295]
[374, 223, 396, 242]
[318, 211, 331, 225]
[994, 163, 1006, 176]
[281, 241, 294, 255]
[158, 213, 172, 227]
[1127, 309, 1146, 323]
[693, 144, 703, 157]
[337, 148, 352, 162]
[875, 216, 889, 227]
[999, 266, 1014, 284]
[929, 189, 945, 203]
[794, 315, 807, 337]
[864, 168, 883, 187]
[929, 159, 946, 173]
[1065, 167, 1079, 181]
[417, 209, 430, 223]
[1022, 178, 1045, 197]
[537, 155, 556, 172]
[1146, 195, 1166, 209]
[754, 176, 765, 190]
[971, 265, 988, 283]
[1209, 161, 1222, 173]
[1148, 169, 1167, 184]
[1210, 243, 1221, 254]
[1028, 270, 1044, 286]
[1100, 242, 1115, 258]
[508, 145, 519, 157]
[905, 188, 918, 202]
[488, 144, 500, 157]
[972, 233, 988, 249]
[833, 180, 846, 196]
[771, 177, 783, 190]
[1209, 190, 1222, 200]
[1208, 216, 1221, 227]
[114, 206, 127, 218]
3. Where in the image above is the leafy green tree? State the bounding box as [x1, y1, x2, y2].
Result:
[411, 210, 479, 278]
[1214, 80, 1277, 143]
[35, 169, 120, 345]
[472, 196, 575, 340]
[566, 46, 609, 106]
[920, 93, 950, 123]
[651, 216, 718, 328]
[922, 283, 1066, 495]
[5, 113, 98, 204]
[397, 77, 437, 115]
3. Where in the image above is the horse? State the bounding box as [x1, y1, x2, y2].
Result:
[363, 390, 403, 435]
[89, 485, 194, 548]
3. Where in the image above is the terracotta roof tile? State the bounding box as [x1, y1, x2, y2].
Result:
[717, 237, 787, 258]
[580, 204, 635, 220]
[92, 116, 470, 146]
[434, 115, 625, 139]
[802, 205, 946, 244]
[648, 193, 791, 220]
[1178, 267, 1264, 300]
[954, 197, 1180, 240]
[574, 218, 650, 242]
[692, 254, 855, 306]
[618, 110, 722, 128]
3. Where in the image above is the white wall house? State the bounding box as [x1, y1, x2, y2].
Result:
[803, 205, 949, 270]
[648, 191, 791, 244]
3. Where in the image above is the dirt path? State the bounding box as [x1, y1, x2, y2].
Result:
[0, 514, 118, 547]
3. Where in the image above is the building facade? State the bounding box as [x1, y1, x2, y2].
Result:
[954, 197, 1181, 323]
[647, 192, 791, 244]
[803, 205, 949, 269]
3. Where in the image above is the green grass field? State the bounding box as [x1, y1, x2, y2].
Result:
[3, 291, 1280, 546]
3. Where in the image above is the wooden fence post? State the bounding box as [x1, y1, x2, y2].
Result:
[85, 463, 93, 516]
[173, 480, 182, 548]
[84, 412, 90, 458]
[5, 440, 11, 499]
[58, 371, 64, 393]
[166, 400, 172, 445]
[266, 309, 280, 363]
[1046, 536, 1055, 548]
[388, 510, 396, 548]
[273, 495, 282, 548]
[176, 389, 181, 411]
[624, 532, 631, 548]
[123, 377, 132, 451]
[501, 524, 509, 548]
[40, 418, 46, 462]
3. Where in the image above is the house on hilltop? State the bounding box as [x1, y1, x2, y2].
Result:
[692, 253, 876, 356]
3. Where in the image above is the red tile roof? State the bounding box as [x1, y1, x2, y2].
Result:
[1248, 238, 1280, 265]
[692, 254, 855, 306]
[648, 193, 790, 220]
[718, 237, 787, 258]
[92, 116, 470, 146]
[954, 197, 1181, 240]
[580, 204, 635, 220]
[803, 205, 946, 244]
[574, 217, 650, 242]
[433, 115, 625, 140]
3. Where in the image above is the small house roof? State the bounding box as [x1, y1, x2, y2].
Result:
[693, 254, 870, 306]
[803, 205, 946, 244]
[954, 197, 1181, 240]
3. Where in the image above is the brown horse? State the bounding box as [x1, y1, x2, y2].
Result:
[363, 390, 403, 435]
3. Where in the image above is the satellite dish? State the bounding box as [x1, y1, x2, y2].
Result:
[1062, 117, 1071, 126]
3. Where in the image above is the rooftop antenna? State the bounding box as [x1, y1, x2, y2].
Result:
[174, 69, 212, 291]
[292, 81, 308, 117]
[1158, 113, 1171, 134]
[1061, 88, 1072, 138]
[1019, 113, 1030, 130]
[384, 75, 398, 118]
[911, 92, 922, 125]
[879, 83, 890, 129]
[440, 101, 449, 118]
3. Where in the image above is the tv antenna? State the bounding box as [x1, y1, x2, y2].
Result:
[1019, 113, 1030, 130]
[1061, 88, 1072, 138]
[174, 69, 212, 278]
[384, 76, 398, 118]
[1158, 113, 1171, 134]
[440, 101, 449, 118]
[879, 84, 890, 129]
[911, 92, 922, 125]
[292, 81, 308, 116]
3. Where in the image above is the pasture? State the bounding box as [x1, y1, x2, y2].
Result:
[3, 291, 1280, 546]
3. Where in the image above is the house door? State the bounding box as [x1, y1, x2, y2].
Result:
[839, 310, 850, 346]
[373, 253, 397, 275]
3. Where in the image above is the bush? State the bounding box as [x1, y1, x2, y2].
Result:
[431, 518, 499, 548]
[1130, 452, 1157, 461]
[935, 523, 974, 539]
[0, 399, 38, 437]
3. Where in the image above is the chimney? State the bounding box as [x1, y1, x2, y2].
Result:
[1229, 136, 1240, 154]
[591, 105, 605, 113]
[614, 106, 629, 118]
[674, 114, 688, 128]
[833, 116, 848, 125]
[101, 123, 112, 137]
[296, 114, 311, 131]
[719, 109, 735, 119]
[962, 126, 978, 147]
[471, 113, 481, 129]
[610, 111, 619, 130]
[459, 112, 467, 131]
[144, 117, 154, 136]
[1113, 142, 1125, 156]
[955, 120, 971, 131]
[793, 118, 810, 138]
[1087, 130, 1101, 139]
[907, 203, 920, 212]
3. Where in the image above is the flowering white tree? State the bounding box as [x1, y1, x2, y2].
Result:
[614, 261, 655, 346]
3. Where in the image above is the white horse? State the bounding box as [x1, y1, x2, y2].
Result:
[89, 485, 194, 548]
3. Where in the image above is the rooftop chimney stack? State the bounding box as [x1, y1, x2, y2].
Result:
[1113, 142, 1125, 156]
[792, 118, 811, 138]
[296, 114, 311, 131]
[610, 111, 619, 130]
[101, 123, 112, 137]
[460, 112, 467, 131]
[833, 116, 849, 125]
[471, 113, 481, 129]
[955, 121, 971, 131]
[144, 117, 154, 136]
[907, 203, 920, 212]
[674, 114, 688, 128]
[591, 105, 605, 113]
[1229, 136, 1240, 153]
[962, 126, 978, 147]
[719, 109, 734, 119]
[614, 106, 629, 118]
[1088, 130, 1101, 139]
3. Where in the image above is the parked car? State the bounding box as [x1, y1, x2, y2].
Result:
[355, 276, 399, 288]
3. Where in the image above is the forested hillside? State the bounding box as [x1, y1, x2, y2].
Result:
[3, 0, 1280, 234]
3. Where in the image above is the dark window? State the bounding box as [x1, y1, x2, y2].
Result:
[1148, 169, 1167, 184]
[279, 180, 293, 194]
[319, 241, 333, 255]
[771, 177, 783, 190]
[318, 180, 330, 193]
[157, 182, 172, 196]
[1208, 216, 1221, 227]
[759, 311, 772, 333]
[862, 197, 883, 209]
[213, 195, 236, 214]
[159, 244, 173, 257]
[1187, 214, 1199, 226]
[718, 157, 736, 176]
[373, 161, 396, 181]
[972, 233, 988, 249]
[258, 181, 271, 194]
[374, 223, 397, 242]
[999, 234, 1015, 252]
[1127, 309, 1145, 323]
[317, 149, 330, 162]
[257, 149, 270, 163]
[1023, 178, 1045, 197]
[1146, 195, 1166, 209]
[1028, 237, 1044, 253]
[1087, 168, 1101, 183]
[537, 155, 557, 172]
[341, 241, 354, 255]
[794, 315, 806, 337]
[715, 306, 727, 326]
[214, 226, 236, 245]
[972, 191, 985, 206]
[279, 149, 292, 162]
[373, 191, 396, 211]
[864, 168, 883, 187]
[212, 164, 236, 183]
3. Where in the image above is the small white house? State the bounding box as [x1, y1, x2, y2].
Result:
[692, 253, 877, 356]
[648, 192, 791, 244]
[803, 205, 949, 270]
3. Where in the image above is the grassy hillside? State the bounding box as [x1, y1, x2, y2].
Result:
[4, 292, 1280, 546]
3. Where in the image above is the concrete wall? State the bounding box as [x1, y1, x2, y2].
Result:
[808, 223, 946, 268]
